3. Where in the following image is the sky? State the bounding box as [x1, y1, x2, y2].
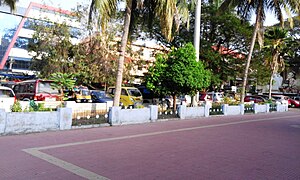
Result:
[17, 0, 89, 11]
[0, 0, 284, 38]
[16, 0, 281, 26]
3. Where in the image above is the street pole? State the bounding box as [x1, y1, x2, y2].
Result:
[193, 0, 201, 106]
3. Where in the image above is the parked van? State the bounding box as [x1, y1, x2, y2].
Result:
[107, 87, 143, 107]
[0, 86, 15, 112]
[13, 79, 60, 101]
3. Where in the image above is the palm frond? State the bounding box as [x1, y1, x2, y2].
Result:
[0, 0, 17, 12]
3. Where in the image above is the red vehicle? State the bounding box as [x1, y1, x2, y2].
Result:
[13, 79, 60, 101]
[289, 97, 300, 108]
[244, 95, 267, 103]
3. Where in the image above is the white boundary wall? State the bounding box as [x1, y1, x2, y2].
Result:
[64, 101, 112, 112]
[0, 108, 72, 135]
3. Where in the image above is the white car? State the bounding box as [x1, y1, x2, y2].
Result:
[272, 95, 290, 106]
[0, 86, 16, 112]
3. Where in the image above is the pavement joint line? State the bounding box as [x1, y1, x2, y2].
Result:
[22, 149, 108, 180]
[22, 148, 110, 180]
[22, 114, 300, 179]
[26, 114, 300, 151]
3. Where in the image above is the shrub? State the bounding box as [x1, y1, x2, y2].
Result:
[11, 101, 22, 112]
[136, 104, 145, 109]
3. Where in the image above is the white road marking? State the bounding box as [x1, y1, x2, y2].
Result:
[22, 114, 300, 179]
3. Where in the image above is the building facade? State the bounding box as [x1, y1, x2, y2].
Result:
[0, 2, 80, 76]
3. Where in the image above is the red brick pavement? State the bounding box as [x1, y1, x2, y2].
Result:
[0, 110, 299, 180]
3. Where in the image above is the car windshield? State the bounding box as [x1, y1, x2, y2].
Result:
[81, 89, 90, 96]
[127, 89, 142, 97]
[92, 91, 108, 98]
[0, 89, 14, 97]
[38, 81, 59, 94]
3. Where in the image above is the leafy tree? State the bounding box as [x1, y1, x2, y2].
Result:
[145, 3, 252, 89]
[29, 20, 77, 77]
[28, 7, 137, 89]
[89, 0, 191, 107]
[219, 0, 300, 103]
[146, 43, 211, 111]
[263, 27, 289, 98]
[49, 72, 76, 101]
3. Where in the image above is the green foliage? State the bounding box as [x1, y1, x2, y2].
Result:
[11, 101, 53, 112]
[50, 72, 76, 92]
[28, 7, 135, 88]
[135, 104, 145, 109]
[29, 100, 38, 111]
[11, 101, 22, 112]
[146, 42, 211, 97]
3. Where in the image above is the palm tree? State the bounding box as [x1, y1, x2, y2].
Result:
[219, 0, 299, 103]
[89, 0, 191, 107]
[0, 0, 16, 11]
[264, 27, 289, 99]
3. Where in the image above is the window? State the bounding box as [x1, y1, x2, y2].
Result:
[0, 89, 14, 97]
[121, 89, 127, 95]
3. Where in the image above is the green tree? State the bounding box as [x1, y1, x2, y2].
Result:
[49, 72, 76, 101]
[219, 0, 299, 103]
[28, 7, 136, 88]
[89, 0, 191, 107]
[29, 21, 76, 77]
[146, 43, 211, 111]
[264, 27, 289, 99]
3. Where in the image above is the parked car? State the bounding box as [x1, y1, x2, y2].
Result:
[289, 96, 300, 108]
[271, 95, 290, 106]
[73, 86, 92, 103]
[199, 92, 224, 103]
[13, 79, 60, 101]
[0, 86, 16, 112]
[90, 90, 113, 103]
[244, 95, 268, 104]
[107, 87, 143, 108]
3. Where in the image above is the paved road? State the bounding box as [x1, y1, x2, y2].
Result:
[0, 110, 299, 180]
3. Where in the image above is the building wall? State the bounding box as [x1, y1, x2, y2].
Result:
[0, 2, 79, 74]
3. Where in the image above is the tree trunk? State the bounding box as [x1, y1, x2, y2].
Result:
[173, 95, 177, 112]
[113, 0, 132, 107]
[268, 73, 274, 99]
[193, 0, 201, 106]
[240, 0, 263, 103]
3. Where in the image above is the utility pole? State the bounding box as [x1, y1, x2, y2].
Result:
[194, 0, 201, 62]
[192, 0, 201, 106]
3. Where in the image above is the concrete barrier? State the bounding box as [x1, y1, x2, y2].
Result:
[178, 105, 209, 119]
[0, 108, 72, 135]
[222, 104, 244, 115]
[64, 101, 112, 112]
[276, 104, 288, 112]
[254, 104, 269, 114]
[109, 106, 158, 125]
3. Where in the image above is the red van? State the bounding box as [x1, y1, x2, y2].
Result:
[13, 79, 60, 101]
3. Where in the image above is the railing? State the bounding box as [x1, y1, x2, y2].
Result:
[158, 108, 179, 120]
[269, 104, 277, 112]
[72, 109, 108, 126]
[209, 104, 223, 115]
[244, 104, 254, 113]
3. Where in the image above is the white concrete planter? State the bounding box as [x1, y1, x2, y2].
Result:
[109, 105, 158, 125]
[0, 108, 72, 135]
